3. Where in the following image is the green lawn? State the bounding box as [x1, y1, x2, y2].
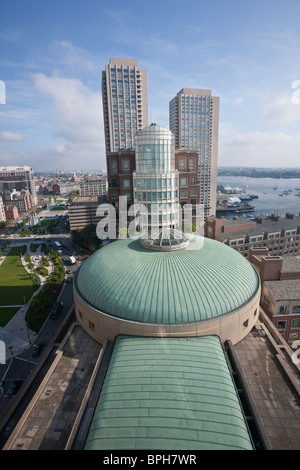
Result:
[0, 307, 20, 327]
[0, 245, 38, 306]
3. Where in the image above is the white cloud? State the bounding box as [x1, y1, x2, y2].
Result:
[219, 131, 300, 167]
[262, 91, 300, 125]
[0, 131, 23, 142]
[31, 73, 105, 170]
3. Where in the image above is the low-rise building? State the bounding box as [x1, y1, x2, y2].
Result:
[205, 213, 300, 258]
[79, 177, 108, 197]
[4, 204, 18, 220]
[249, 247, 300, 345]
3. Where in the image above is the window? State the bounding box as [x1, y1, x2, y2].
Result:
[122, 159, 130, 173]
[123, 179, 131, 188]
[291, 319, 300, 328]
[188, 158, 195, 171]
[292, 306, 300, 313]
[180, 190, 188, 197]
[279, 305, 287, 314]
[123, 191, 131, 199]
[180, 177, 187, 186]
[277, 320, 286, 330]
[110, 160, 118, 174]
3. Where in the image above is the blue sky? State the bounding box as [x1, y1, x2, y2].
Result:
[1, 0, 300, 172]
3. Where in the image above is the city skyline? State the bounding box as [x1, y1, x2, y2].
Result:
[1, 0, 300, 171]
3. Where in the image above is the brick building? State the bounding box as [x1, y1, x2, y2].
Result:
[205, 213, 300, 258]
[249, 247, 300, 346]
[106, 147, 201, 226]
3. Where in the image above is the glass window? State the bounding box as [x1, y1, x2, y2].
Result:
[110, 160, 118, 174]
[180, 177, 187, 186]
[277, 321, 286, 330]
[123, 179, 130, 188]
[291, 319, 300, 328]
[279, 305, 287, 314]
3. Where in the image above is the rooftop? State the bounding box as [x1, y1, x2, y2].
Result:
[75, 235, 260, 324]
[264, 279, 300, 301]
[2, 309, 300, 450]
[84, 336, 253, 450]
[217, 215, 300, 242]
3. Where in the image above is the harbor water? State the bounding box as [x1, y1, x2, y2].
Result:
[217, 176, 300, 218]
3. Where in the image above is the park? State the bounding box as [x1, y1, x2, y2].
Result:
[0, 241, 65, 334]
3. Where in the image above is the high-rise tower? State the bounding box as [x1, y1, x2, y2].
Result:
[102, 58, 148, 153]
[169, 88, 219, 217]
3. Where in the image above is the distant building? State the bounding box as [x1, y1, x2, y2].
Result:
[79, 178, 108, 197]
[169, 88, 219, 217]
[68, 196, 106, 231]
[205, 213, 300, 258]
[4, 204, 18, 220]
[4, 189, 34, 214]
[0, 165, 37, 205]
[249, 247, 300, 346]
[0, 196, 5, 222]
[102, 58, 148, 153]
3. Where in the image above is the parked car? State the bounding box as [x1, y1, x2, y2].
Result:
[32, 343, 44, 357]
[7, 381, 22, 396]
[50, 301, 63, 319]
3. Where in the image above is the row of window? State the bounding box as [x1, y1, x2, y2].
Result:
[277, 319, 300, 329]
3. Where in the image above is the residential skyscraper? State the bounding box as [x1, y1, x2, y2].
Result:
[102, 58, 148, 153]
[169, 88, 219, 217]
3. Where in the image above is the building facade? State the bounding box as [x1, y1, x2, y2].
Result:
[169, 88, 219, 217]
[249, 248, 300, 346]
[0, 165, 37, 205]
[102, 58, 148, 153]
[68, 196, 106, 231]
[79, 178, 108, 197]
[206, 213, 300, 258]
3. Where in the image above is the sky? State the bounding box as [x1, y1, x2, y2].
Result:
[1, 0, 300, 172]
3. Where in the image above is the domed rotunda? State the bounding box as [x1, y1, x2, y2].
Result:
[74, 229, 260, 345]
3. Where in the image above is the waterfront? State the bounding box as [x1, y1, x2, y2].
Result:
[217, 175, 300, 218]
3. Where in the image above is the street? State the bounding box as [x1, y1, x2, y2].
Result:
[0, 213, 82, 414]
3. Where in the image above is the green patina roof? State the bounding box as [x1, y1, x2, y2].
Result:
[75, 235, 259, 324]
[84, 336, 253, 450]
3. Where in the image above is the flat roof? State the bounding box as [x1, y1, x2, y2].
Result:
[84, 336, 253, 450]
[217, 216, 300, 241]
[264, 279, 300, 301]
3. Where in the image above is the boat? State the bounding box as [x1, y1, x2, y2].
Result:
[239, 195, 253, 201]
[279, 194, 283, 197]
[249, 194, 258, 198]
[283, 190, 289, 195]
[273, 186, 279, 190]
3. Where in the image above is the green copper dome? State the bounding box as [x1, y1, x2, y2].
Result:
[74, 234, 259, 325]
